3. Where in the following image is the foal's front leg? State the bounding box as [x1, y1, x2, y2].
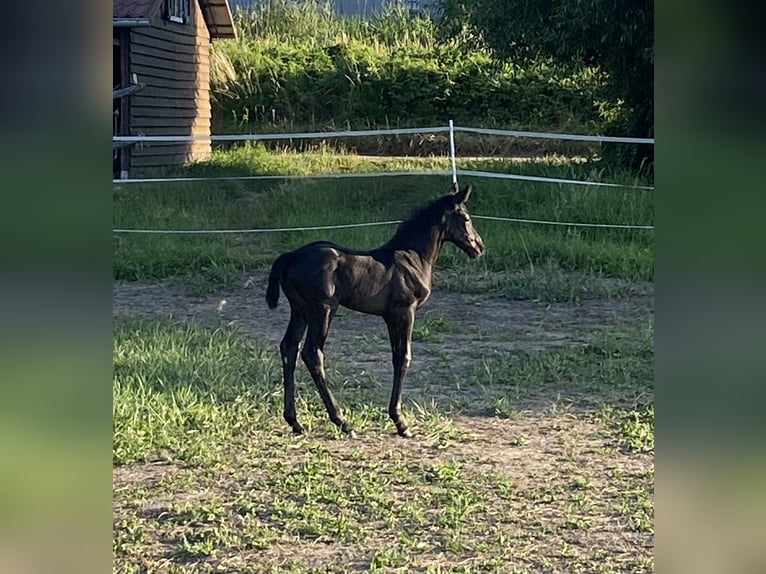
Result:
[385, 305, 416, 438]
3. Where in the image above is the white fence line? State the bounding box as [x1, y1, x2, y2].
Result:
[113, 126, 450, 144]
[113, 220, 404, 234]
[113, 216, 653, 234]
[113, 169, 652, 190]
[113, 170, 451, 185]
[454, 126, 654, 145]
[113, 121, 653, 233]
[473, 215, 653, 230]
[456, 169, 653, 190]
[112, 123, 654, 145]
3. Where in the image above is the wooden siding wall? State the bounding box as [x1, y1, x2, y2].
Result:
[129, 1, 212, 174]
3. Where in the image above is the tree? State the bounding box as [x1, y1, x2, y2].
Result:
[438, 0, 654, 170]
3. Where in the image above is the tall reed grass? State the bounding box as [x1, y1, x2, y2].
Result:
[210, 1, 617, 139]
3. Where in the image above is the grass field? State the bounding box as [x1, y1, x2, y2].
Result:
[113, 145, 654, 572]
[114, 144, 653, 293]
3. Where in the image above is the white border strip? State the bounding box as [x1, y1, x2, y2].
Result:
[457, 169, 653, 190]
[454, 125, 654, 145]
[473, 215, 653, 230]
[113, 170, 451, 184]
[113, 126, 451, 144]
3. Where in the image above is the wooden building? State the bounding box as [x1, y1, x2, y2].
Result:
[113, 0, 236, 178]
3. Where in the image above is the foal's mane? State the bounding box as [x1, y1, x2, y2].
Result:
[386, 194, 453, 245]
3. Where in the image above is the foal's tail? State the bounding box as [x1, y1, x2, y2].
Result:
[266, 252, 290, 309]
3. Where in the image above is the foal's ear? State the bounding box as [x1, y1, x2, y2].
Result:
[453, 184, 472, 204]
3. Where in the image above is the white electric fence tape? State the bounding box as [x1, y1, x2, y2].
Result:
[113, 122, 653, 233]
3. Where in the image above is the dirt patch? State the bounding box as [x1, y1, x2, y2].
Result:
[113, 277, 654, 572]
[114, 461, 185, 492]
[113, 273, 652, 388]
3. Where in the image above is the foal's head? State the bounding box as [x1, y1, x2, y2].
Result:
[442, 183, 485, 258]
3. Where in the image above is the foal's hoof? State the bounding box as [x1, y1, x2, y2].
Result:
[340, 422, 357, 439]
[398, 427, 413, 439]
[291, 423, 305, 435]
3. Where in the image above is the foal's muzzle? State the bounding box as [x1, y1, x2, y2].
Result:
[466, 235, 485, 258]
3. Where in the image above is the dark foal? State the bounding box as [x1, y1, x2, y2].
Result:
[266, 183, 485, 438]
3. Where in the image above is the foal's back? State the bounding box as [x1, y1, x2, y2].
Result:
[280, 241, 402, 315]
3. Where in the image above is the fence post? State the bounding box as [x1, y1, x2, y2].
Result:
[449, 120, 457, 184]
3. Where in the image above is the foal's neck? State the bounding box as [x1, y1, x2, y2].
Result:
[388, 225, 445, 271]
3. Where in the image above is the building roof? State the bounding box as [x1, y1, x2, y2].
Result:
[199, 0, 236, 39]
[113, 0, 236, 38]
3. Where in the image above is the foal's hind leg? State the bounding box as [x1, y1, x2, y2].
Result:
[301, 304, 356, 437]
[280, 306, 307, 434]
